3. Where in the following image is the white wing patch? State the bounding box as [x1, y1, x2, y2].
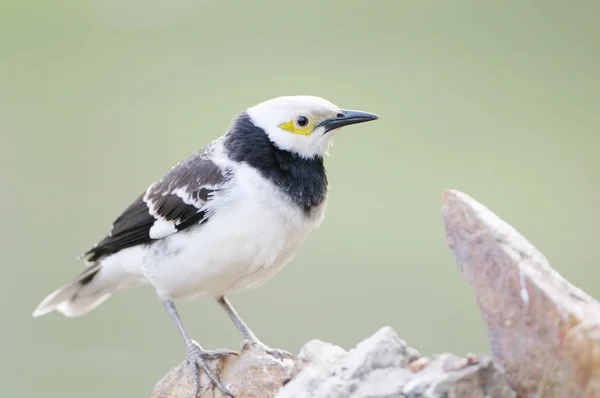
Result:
[148, 218, 178, 239]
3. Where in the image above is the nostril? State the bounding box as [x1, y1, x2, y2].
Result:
[336, 113, 345, 118]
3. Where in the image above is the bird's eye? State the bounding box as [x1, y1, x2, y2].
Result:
[295, 116, 309, 128]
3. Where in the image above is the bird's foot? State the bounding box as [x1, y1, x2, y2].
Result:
[242, 338, 294, 362]
[186, 340, 238, 397]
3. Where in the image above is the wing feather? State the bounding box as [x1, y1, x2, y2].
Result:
[84, 141, 230, 262]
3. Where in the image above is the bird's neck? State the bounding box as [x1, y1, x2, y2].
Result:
[224, 113, 328, 211]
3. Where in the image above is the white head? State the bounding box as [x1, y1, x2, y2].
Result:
[246, 95, 379, 158]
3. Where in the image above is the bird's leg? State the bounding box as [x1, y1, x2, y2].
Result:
[216, 296, 293, 361]
[162, 299, 237, 397]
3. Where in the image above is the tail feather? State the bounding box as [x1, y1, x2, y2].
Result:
[55, 291, 112, 318]
[32, 264, 108, 318]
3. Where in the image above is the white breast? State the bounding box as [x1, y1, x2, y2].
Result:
[140, 164, 327, 300]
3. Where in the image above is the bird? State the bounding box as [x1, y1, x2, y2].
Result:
[32, 95, 379, 397]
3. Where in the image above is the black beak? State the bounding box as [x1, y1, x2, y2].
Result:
[317, 109, 379, 133]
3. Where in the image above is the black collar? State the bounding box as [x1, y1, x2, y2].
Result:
[224, 112, 327, 211]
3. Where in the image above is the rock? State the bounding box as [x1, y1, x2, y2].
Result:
[275, 326, 514, 398]
[154, 189, 600, 397]
[442, 189, 600, 397]
[153, 327, 513, 398]
[153, 344, 293, 398]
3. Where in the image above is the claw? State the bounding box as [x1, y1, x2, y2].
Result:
[186, 342, 237, 398]
[189, 341, 239, 359]
[265, 347, 294, 361]
[199, 349, 239, 360]
[243, 339, 294, 362]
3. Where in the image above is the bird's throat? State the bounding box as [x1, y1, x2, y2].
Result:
[225, 113, 328, 211]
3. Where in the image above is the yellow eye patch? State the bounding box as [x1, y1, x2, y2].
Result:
[278, 118, 315, 136]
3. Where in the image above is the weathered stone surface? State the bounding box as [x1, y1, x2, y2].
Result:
[154, 327, 513, 398]
[153, 344, 293, 398]
[276, 326, 514, 398]
[442, 189, 600, 397]
[155, 189, 600, 397]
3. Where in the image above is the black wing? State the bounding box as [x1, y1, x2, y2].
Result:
[84, 141, 230, 262]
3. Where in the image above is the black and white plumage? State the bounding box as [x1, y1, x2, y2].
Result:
[33, 95, 378, 397]
[85, 143, 228, 263]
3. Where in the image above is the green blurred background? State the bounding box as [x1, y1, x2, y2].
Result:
[2, 1, 599, 396]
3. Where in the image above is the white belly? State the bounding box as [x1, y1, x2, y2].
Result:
[139, 165, 327, 299]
